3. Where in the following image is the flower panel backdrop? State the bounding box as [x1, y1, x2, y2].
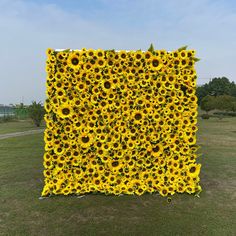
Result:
[42, 48, 201, 197]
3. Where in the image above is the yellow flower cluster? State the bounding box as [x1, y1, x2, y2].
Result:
[42, 48, 201, 197]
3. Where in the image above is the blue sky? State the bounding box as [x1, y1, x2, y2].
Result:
[0, 0, 236, 104]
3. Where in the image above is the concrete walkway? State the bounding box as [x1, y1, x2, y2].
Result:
[0, 129, 44, 140]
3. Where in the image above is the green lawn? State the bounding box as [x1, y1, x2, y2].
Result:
[0, 120, 45, 135]
[0, 118, 235, 235]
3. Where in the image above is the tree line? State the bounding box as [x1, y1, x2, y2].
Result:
[197, 77, 236, 115]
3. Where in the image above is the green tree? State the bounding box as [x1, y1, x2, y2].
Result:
[197, 77, 236, 104]
[200, 95, 216, 113]
[14, 103, 29, 119]
[229, 82, 236, 97]
[28, 101, 45, 127]
[232, 102, 236, 112]
[208, 77, 232, 96]
[196, 85, 209, 104]
[214, 95, 236, 111]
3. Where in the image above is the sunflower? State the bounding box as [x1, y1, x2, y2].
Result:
[186, 50, 196, 58]
[43, 158, 53, 169]
[144, 51, 152, 60]
[96, 58, 106, 67]
[157, 185, 168, 196]
[187, 164, 201, 178]
[111, 140, 121, 150]
[108, 175, 117, 184]
[156, 95, 165, 105]
[55, 88, 65, 98]
[176, 183, 186, 193]
[101, 79, 113, 91]
[167, 185, 176, 195]
[134, 51, 143, 61]
[79, 132, 94, 148]
[54, 145, 65, 156]
[67, 52, 81, 70]
[126, 138, 137, 150]
[149, 56, 162, 71]
[132, 111, 143, 124]
[44, 100, 52, 113]
[188, 136, 196, 145]
[95, 49, 104, 58]
[84, 62, 93, 71]
[87, 49, 94, 58]
[76, 81, 87, 92]
[126, 185, 134, 195]
[186, 185, 196, 194]
[93, 177, 102, 187]
[118, 50, 127, 60]
[43, 152, 52, 162]
[135, 185, 146, 196]
[56, 51, 67, 62]
[151, 143, 163, 157]
[179, 50, 187, 59]
[58, 104, 73, 119]
[180, 58, 189, 68]
[41, 185, 51, 197]
[46, 48, 55, 57]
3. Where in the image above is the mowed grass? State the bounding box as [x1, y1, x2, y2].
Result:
[0, 118, 236, 236]
[0, 120, 45, 135]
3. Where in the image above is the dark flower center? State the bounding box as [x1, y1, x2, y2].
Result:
[98, 52, 103, 57]
[134, 113, 142, 120]
[112, 161, 119, 167]
[153, 146, 160, 152]
[62, 108, 70, 115]
[104, 81, 111, 89]
[190, 167, 196, 173]
[152, 59, 159, 67]
[98, 60, 104, 65]
[71, 58, 79, 65]
[82, 136, 90, 143]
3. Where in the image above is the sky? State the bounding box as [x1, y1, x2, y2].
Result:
[0, 0, 236, 105]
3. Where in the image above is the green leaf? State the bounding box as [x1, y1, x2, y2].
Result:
[62, 49, 71, 52]
[105, 49, 115, 53]
[178, 45, 188, 51]
[193, 57, 201, 62]
[148, 43, 155, 53]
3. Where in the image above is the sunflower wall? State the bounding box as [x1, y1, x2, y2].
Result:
[42, 48, 201, 197]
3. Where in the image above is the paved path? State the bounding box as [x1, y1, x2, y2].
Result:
[0, 129, 44, 140]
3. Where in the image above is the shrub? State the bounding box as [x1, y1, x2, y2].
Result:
[213, 112, 236, 117]
[201, 114, 210, 119]
[28, 101, 45, 127]
[200, 95, 216, 113]
[0, 115, 16, 123]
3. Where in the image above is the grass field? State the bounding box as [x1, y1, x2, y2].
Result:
[0, 117, 235, 236]
[0, 120, 45, 135]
